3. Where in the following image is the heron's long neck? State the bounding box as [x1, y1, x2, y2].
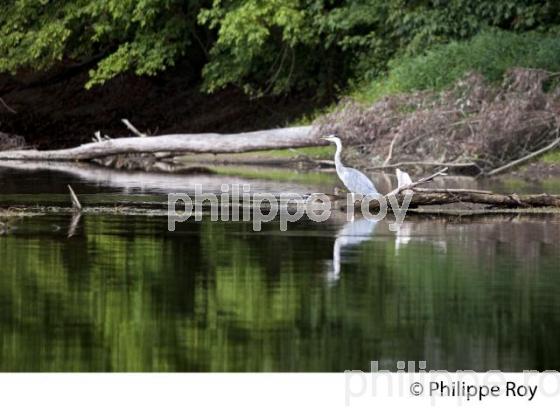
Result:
[334, 141, 343, 171]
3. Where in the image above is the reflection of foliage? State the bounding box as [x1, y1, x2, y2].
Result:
[0, 215, 559, 371]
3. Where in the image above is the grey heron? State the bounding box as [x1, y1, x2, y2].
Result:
[322, 135, 378, 195]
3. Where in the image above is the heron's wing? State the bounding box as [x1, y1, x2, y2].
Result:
[341, 167, 378, 194]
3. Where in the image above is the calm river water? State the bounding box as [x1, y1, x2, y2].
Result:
[1, 164, 559, 371]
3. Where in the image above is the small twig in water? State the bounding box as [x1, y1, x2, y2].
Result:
[67, 212, 82, 238]
[67, 185, 82, 211]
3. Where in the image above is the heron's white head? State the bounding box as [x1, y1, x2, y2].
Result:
[321, 134, 341, 145]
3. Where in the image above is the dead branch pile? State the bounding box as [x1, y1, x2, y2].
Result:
[312, 68, 560, 175]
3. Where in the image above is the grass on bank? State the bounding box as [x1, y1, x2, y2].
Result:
[542, 150, 560, 164]
[352, 29, 560, 103]
[292, 29, 560, 126]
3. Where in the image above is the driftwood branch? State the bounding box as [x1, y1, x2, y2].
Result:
[413, 187, 493, 194]
[0, 126, 318, 161]
[385, 167, 448, 198]
[485, 135, 560, 177]
[121, 119, 147, 137]
[67, 185, 82, 211]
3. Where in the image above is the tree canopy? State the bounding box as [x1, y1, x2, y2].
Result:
[1, 0, 558, 96]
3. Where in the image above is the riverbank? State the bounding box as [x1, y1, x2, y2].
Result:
[176, 145, 560, 182]
[2, 31, 560, 180]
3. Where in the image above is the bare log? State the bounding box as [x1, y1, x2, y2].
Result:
[0, 126, 317, 161]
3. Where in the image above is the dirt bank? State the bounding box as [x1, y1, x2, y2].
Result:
[2, 66, 560, 181]
[0, 60, 325, 149]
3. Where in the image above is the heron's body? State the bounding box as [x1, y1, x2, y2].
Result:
[324, 136, 378, 195]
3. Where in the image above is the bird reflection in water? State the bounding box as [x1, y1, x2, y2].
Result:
[326, 216, 379, 283]
[395, 222, 448, 255]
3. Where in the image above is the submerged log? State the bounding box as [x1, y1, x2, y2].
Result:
[402, 191, 560, 208]
[1, 161, 559, 213]
[0, 126, 317, 161]
[342, 190, 560, 210]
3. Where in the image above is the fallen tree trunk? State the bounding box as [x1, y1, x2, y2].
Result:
[405, 191, 560, 207]
[379, 168, 560, 208]
[0, 126, 318, 161]
[343, 190, 560, 209]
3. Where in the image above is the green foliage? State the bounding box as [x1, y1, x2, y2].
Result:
[199, 0, 560, 95]
[355, 29, 560, 102]
[198, 0, 317, 95]
[1, 0, 559, 95]
[0, 0, 198, 88]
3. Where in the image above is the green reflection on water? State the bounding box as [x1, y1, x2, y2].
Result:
[0, 214, 559, 371]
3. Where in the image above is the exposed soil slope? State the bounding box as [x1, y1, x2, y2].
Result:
[0, 61, 322, 149]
